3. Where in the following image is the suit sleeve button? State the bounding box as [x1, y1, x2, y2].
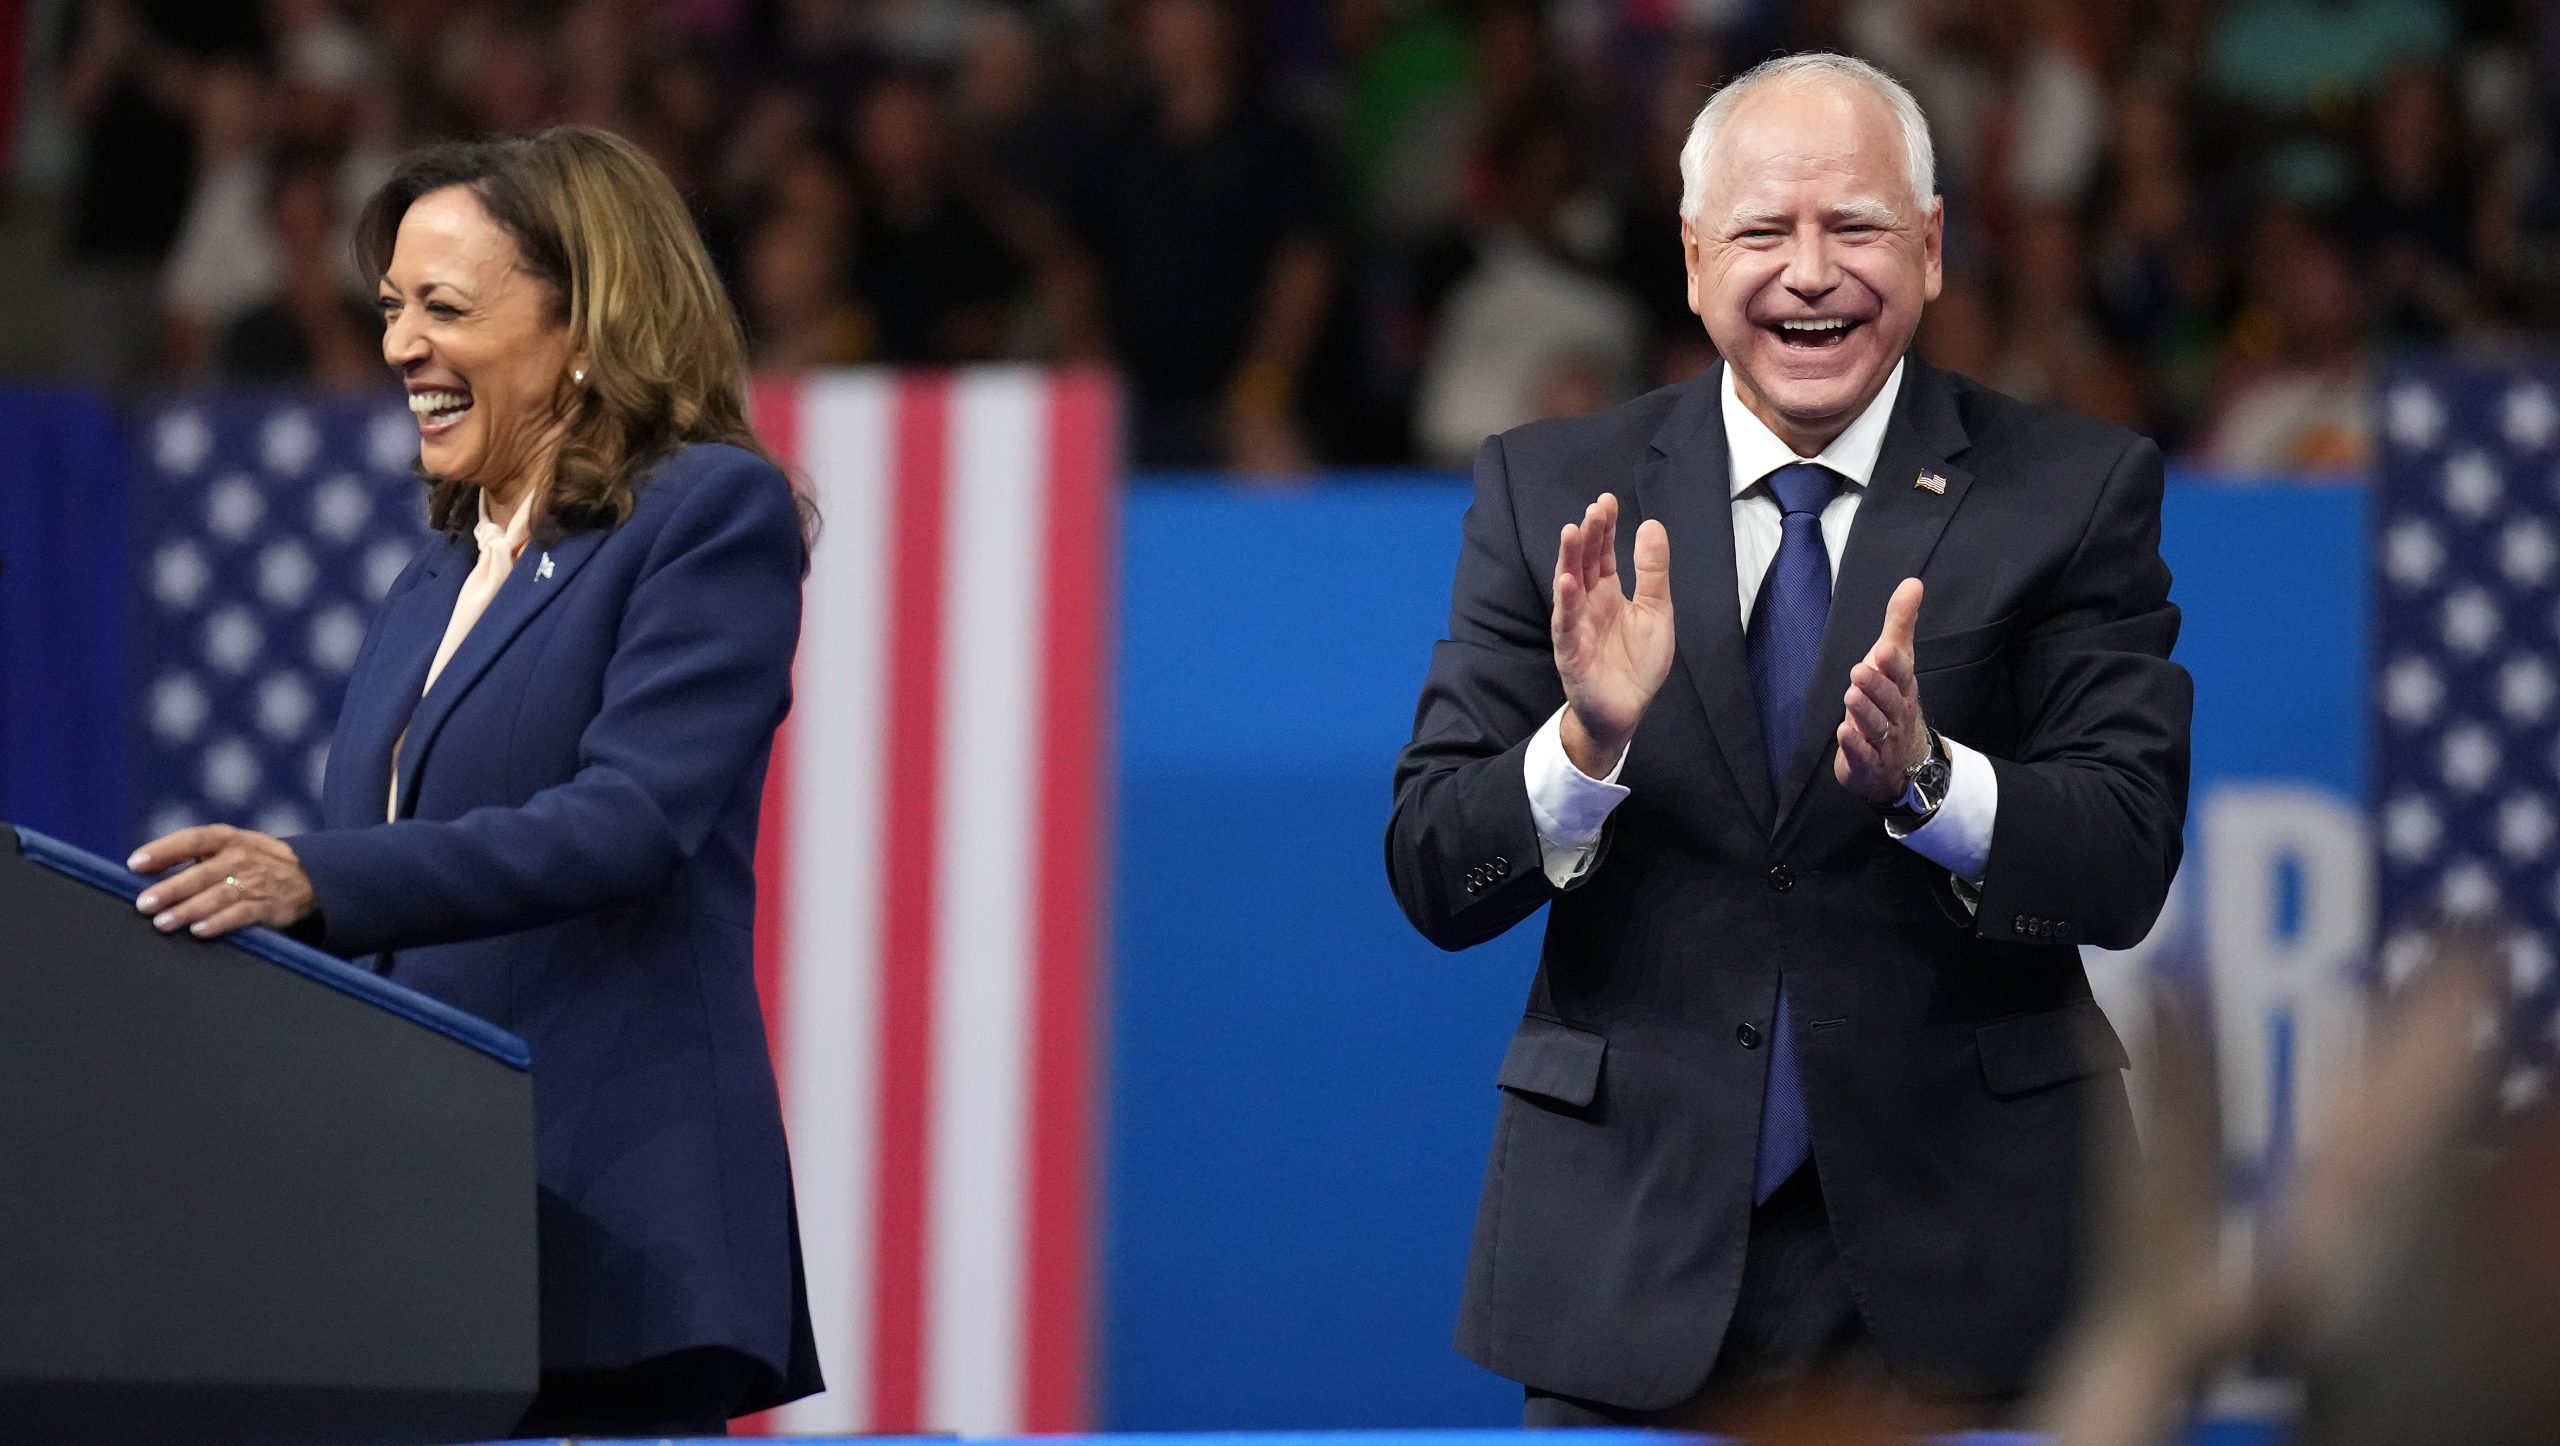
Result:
[1736, 1022, 1763, 1049]
[1490, 856, 1510, 878]
[2013, 914, 2030, 934]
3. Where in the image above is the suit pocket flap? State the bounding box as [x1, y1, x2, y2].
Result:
[1976, 999, 2128, 1097]
[1915, 612, 2016, 673]
[1496, 1015, 1607, 1108]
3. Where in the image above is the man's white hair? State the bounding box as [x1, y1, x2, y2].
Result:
[1678, 52, 1937, 225]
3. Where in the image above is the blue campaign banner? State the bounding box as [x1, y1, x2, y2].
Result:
[1105, 473, 2362, 1427]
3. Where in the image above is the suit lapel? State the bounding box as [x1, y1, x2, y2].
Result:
[1773, 356, 1975, 827]
[391, 528, 609, 815]
[1637, 366, 1775, 834]
[331, 539, 469, 826]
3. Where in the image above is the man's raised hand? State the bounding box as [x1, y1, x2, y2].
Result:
[1834, 576, 1929, 803]
[1553, 492, 1673, 777]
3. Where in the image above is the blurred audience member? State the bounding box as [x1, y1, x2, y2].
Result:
[1064, 0, 1337, 473]
[847, 69, 1036, 363]
[216, 150, 380, 387]
[1332, 0, 1483, 247]
[266, 0, 374, 101]
[732, 0, 882, 131]
[161, 61, 277, 378]
[58, 0, 239, 386]
[2198, 209, 2372, 473]
[556, 0, 645, 132]
[950, 7, 1078, 204]
[1414, 109, 1643, 465]
[459, 17, 562, 136]
[2002, 0, 2112, 209]
[2358, 63, 2484, 341]
[159, 24, 391, 385]
[2087, 72, 2222, 447]
[742, 208, 875, 370]
[1991, 205, 2147, 431]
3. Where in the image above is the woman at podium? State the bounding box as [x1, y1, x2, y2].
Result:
[126, 127, 823, 1435]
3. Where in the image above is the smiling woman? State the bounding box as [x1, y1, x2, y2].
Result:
[123, 128, 824, 1436]
[351, 129, 811, 546]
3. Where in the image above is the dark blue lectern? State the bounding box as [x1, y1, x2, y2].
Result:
[0, 825, 538, 1444]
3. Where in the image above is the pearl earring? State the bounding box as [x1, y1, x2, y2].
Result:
[573, 368, 587, 385]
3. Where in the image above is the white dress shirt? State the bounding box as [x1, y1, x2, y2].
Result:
[387, 491, 535, 821]
[1525, 360, 1998, 890]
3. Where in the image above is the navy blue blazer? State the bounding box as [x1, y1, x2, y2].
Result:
[1389, 357, 2191, 1409]
[292, 441, 822, 1410]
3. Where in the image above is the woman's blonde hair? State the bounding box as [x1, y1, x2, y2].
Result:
[354, 126, 816, 552]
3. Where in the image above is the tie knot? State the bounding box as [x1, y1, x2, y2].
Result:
[1766, 462, 1836, 519]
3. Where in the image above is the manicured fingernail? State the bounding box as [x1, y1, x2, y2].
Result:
[153, 912, 175, 930]
[128, 852, 149, 870]
[137, 893, 159, 912]
[189, 922, 211, 936]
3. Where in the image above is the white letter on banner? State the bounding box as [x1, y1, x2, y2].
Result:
[2203, 785, 2372, 1170]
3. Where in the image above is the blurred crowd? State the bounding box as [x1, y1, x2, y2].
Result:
[20, 0, 2560, 474]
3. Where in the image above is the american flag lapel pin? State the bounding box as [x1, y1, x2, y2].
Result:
[1915, 470, 1947, 495]
[536, 552, 555, 581]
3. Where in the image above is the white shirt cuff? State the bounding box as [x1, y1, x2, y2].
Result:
[1891, 733, 1996, 889]
[1525, 707, 1630, 886]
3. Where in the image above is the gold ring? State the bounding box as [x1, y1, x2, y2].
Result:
[224, 875, 244, 896]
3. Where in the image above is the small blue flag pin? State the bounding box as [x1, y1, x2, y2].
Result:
[1915, 470, 1947, 495]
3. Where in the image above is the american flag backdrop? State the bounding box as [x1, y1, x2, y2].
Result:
[131, 370, 1118, 1433]
[133, 396, 428, 843]
[2373, 358, 2560, 1117]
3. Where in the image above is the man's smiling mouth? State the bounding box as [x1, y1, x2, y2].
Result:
[1771, 317, 1863, 349]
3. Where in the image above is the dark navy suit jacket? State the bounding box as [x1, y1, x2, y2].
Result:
[292, 441, 822, 1411]
[1387, 357, 2192, 1409]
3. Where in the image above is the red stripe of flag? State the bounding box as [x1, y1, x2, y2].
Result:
[734, 375, 803, 1441]
[746, 377, 802, 1079]
[872, 375, 951, 1429]
[1021, 369, 1114, 1428]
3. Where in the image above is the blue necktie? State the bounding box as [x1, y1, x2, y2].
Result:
[1744, 461, 1833, 1203]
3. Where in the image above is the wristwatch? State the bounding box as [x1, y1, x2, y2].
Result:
[1875, 726, 1950, 837]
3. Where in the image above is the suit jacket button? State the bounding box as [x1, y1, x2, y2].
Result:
[2014, 914, 2030, 934]
[1765, 864, 1795, 893]
[1736, 1022, 1763, 1049]
[1490, 856, 1510, 878]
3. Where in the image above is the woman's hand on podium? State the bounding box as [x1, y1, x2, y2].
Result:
[128, 826, 318, 939]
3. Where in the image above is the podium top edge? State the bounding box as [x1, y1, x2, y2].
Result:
[5, 825, 531, 1073]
